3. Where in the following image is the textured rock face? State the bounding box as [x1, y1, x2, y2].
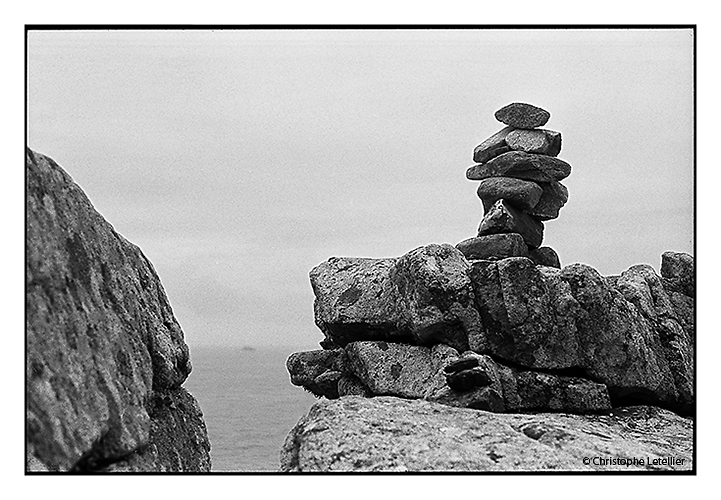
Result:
[281, 397, 692, 472]
[289, 342, 610, 414]
[292, 247, 694, 416]
[26, 149, 211, 472]
[661, 251, 695, 297]
[470, 258, 694, 413]
[310, 244, 481, 352]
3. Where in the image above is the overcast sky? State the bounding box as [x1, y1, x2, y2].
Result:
[27, 28, 694, 349]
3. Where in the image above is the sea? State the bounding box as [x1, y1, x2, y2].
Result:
[183, 345, 318, 472]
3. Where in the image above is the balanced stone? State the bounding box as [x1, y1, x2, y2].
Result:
[473, 126, 513, 163]
[467, 151, 571, 182]
[477, 200, 544, 249]
[506, 129, 561, 157]
[529, 247, 561, 268]
[494, 102, 550, 129]
[456, 233, 529, 261]
[528, 181, 569, 220]
[476, 176, 543, 212]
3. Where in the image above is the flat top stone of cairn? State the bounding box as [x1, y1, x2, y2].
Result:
[495, 102, 550, 129]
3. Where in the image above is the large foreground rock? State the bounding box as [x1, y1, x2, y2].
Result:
[280, 396, 692, 472]
[26, 149, 211, 472]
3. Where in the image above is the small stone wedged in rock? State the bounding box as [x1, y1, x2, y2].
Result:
[456, 233, 529, 261]
[494, 102, 551, 129]
[477, 199, 545, 249]
[506, 128, 562, 156]
[476, 176, 543, 212]
[467, 151, 572, 182]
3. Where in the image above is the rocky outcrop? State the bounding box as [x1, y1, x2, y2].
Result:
[26, 148, 211, 472]
[310, 244, 480, 353]
[280, 396, 693, 472]
[283, 101, 694, 472]
[289, 242, 694, 416]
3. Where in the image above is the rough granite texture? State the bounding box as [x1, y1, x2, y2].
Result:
[292, 247, 694, 416]
[280, 396, 692, 472]
[26, 148, 211, 472]
[311, 244, 481, 353]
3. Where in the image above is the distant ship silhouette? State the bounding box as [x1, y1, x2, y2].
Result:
[241, 346, 256, 352]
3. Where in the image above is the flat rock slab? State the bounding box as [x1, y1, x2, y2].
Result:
[506, 128, 562, 156]
[473, 126, 514, 163]
[456, 233, 529, 261]
[281, 396, 693, 472]
[495, 102, 550, 129]
[476, 176, 543, 212]
[467, 151, 572, 182]
[478, 199, 544, 249]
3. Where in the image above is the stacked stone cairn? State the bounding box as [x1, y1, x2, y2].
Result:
[457, 102, 569, 268]
[285, 103, 694, 419]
